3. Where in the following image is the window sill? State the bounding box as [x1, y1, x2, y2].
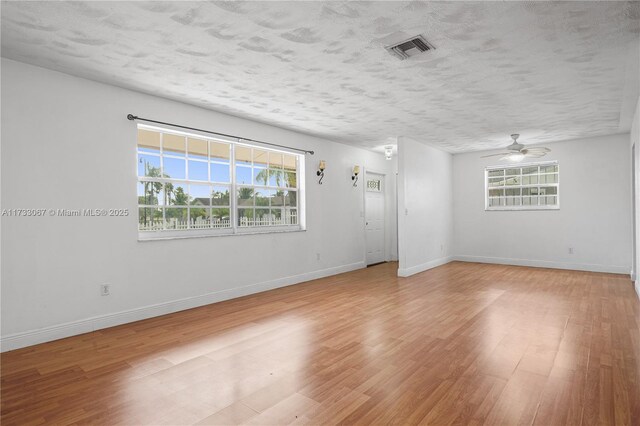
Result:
[138, 226, 305, 242]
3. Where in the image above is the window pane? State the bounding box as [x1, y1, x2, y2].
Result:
[271, 208, 283, 225]
[188, 137, 208, 160]
[522, 166, 537, 175]
[138, 129, 160, 154]
[539, 186, 557, 196]
[271, 190, 285, 207]
[211, 186, 230, 206]
[505, 176, 520, 185]
[163, 133, 186, 157]
[166, 183, 188, 206]
[236, 165, 252, 185]
[285, 190, 297, 207]
[211, 163, 230, 183]
[286, 208, 298, 225]
[210, 141, 230, 161]
[488, 189, 504, 197]
[238, 208, 254, 227]
[505, 168, 521, 176]
[212, 208, 231, 228]
[138, 181, 164, 205]
[285, 171, 297, 188]
[253, 149, 268, 167]
[488, 177, 504, 187]
[541, 165, 558, 173]
[505, 188, 520, 197]
[489, 198, 504, 207]
[541, 173, 558, 184]
[488, 169, 504, 177]
[188, 160, 208, 181]
[189, 184, 211, 207]
[237, 187, 254, 207]
[236, 146, 251, 165]
[255, 208, 270, 226]
[254, 166, 268, 186]
[522, 175, 538, 185]
[283, 154, 297, 171]
[255, 189, 270, 207]
[164, 157, 186, 179]
[138, 207, 163, 231]
[269, 169, 284, 187]
[164, 207, 188, 229]
[190, 208, 211, 229]
[138, 154, 161, 177]
[269, 152, 283, 169]
[505, 197, 521, 206]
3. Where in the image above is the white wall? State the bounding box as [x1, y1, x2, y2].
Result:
[397, 136, 453, 277]
[0, 59, 396, 351]
[631, 97, 640, 297]
[453, 134, 632, 274]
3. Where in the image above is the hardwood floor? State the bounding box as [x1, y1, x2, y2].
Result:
[1, 261, 639, 425]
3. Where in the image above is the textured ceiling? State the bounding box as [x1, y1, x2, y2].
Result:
[1, 1, 639, 152]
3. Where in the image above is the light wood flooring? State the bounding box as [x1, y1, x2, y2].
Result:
[1, 261, 639, 425]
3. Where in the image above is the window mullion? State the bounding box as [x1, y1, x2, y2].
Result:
[230, 143, 237, 234]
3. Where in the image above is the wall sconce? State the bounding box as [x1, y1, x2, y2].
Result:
[352, 165, 360, 187]
[384, 146, 393, 160]
[317, 160, 326, 184]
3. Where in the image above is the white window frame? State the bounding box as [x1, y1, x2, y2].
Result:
[137, 124, 306, 240]
[485, 160, 559, 211]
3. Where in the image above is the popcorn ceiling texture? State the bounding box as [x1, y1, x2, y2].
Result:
[1, 1, 639, 152]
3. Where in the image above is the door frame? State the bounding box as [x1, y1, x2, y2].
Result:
[363, 168, 387, 265]
[632, 144, 637, 281]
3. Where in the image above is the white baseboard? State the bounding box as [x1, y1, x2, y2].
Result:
[453, 255, 629, 275]
[397, 256, 453, 277]
[0, 261, 365, 352]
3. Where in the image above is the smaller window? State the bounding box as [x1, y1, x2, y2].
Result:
[485, 161, 559, 210]
[366, 179, 381, 192]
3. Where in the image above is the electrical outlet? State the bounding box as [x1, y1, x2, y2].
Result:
[568, 247, 574, 254]
[100, 284, 110, 296]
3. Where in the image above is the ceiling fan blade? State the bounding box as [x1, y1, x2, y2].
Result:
[522, 147, 550, 153]
[522, 151, 547, 158]
[481, 152, 510, 158]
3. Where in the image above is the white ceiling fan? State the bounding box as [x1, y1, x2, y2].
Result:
[482, 134, 550, 162]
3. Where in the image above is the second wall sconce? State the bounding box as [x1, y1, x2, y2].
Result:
[352, 165, 360, 187]
[317, 160, 326, 184]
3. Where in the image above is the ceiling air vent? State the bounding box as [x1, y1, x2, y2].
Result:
[385, 35, 435, 60]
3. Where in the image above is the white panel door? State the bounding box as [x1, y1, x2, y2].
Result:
[365, 173, 385, 265]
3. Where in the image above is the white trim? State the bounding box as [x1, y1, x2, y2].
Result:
[397, 256, 453, 277]
[453, 255, 629, 274]
[0, 261, 365, 352]
[635, 280, 639, 299]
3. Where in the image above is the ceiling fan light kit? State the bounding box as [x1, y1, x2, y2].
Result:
[481, 134, 551, 162]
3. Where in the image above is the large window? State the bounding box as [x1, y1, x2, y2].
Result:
[137, 126, 303, 239]
[486, 161, 559, 210]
